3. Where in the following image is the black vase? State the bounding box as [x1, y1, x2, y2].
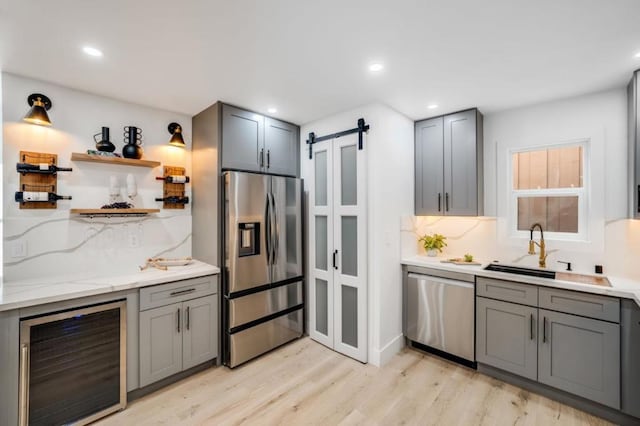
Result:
[94, 126, 115, 152]
[123, 126, 143, 159]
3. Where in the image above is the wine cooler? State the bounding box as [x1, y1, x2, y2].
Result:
[19, 301, 127, 426]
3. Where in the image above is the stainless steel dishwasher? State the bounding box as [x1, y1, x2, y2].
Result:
[403, 266, 475, 363]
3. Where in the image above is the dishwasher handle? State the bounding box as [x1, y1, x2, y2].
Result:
[407, 273, 474, 289]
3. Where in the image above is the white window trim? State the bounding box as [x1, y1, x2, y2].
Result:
[508, 139, 590, 242]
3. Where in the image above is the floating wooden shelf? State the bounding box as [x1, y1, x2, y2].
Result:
[70, 208, 160, 217]
[71, 153, 161, 168]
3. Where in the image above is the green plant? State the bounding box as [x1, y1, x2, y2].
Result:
[419, 233, 448, 253]
[464, 253, 474, 262]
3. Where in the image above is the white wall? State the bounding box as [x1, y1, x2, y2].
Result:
[2, 73, 193, 281]
[403, 88, 640, 280]
[301, 103, 414, 366]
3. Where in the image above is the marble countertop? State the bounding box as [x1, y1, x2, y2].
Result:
[0, 260, 220, 312]
[402, 255, 640, 307]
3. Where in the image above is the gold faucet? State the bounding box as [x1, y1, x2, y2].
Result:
[528, 223, 549, 268]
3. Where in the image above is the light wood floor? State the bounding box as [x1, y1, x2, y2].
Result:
[95, 338, 611, 426]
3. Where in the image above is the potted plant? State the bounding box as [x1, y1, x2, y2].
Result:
[419, 233, 447, 257]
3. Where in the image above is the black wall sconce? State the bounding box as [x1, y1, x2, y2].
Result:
[168, 122, 185, 147]
[23, 93, 53, 126]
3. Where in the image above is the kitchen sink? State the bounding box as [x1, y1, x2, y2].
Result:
[484, 263, 611, 287]
[484, 263, 556, 279]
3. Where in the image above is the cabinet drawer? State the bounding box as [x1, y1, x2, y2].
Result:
[140, 275, 217, 311]
[476, 277, 538, 307]
[539, 288, 619, 323]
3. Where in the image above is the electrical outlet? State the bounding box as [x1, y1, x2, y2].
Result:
[128, 232, 140, 248]
[10, 239, 28, 258]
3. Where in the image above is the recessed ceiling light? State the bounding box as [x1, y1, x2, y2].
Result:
[427, 104, 439, 109]
[369, 63, 384, 72]
[635, 51, 640, 59]
[82, 46, 103, 57]
[267, 107, 277, 114]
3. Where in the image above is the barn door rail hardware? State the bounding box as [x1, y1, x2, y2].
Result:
[306, 118, 370, 159]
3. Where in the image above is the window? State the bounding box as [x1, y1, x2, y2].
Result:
[510, 142, 587, 240]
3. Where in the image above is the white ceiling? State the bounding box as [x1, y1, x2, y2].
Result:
[1, 0, 640, 125]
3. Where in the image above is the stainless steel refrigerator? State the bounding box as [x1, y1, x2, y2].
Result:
[223, 171, 304, 367]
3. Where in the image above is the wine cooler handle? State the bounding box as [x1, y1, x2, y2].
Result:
[19, 343, 29, 426]
[176, 308, 181, 333]
[186, 306, 190, 330]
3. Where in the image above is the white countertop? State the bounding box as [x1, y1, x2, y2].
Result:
[402, 255, 640, 308]
[0, 260, 220, 312]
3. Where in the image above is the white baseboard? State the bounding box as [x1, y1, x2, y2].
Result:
[369, 334, 405, 367]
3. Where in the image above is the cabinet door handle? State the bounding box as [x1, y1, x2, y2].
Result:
[186, 306, 190, 330]
[438, 193, 442, 212]
[267, 150, 271, 169]
[445, 193, 450, 212]
[530, 314, 534, 340]
[332, 250, 338, 270]
[170, 288, 195, 297]
[260, 148, 265, 168]
[637, 185, 639, 213]
[177, 308, 181, 333]
[542, 316, 547, 343]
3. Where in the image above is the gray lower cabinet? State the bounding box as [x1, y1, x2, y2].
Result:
[139, 294, 218, 387]
[538, 309, 620, 409]
[139, 302, 183, 386]
[183, 295, 218, 370]
[414, 108, 483, 216]
[221, 104, 299, 176]
[476, 279, 622, 411]
[476, 296, 538, 380]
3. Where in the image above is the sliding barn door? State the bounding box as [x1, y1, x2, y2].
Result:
[309, 135, 367, 362]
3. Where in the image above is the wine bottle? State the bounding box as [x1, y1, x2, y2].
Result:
[15, 191, 72, 202]
[155, 175, 190, 184]
[155, 196, 189, 204]
[16, 163, 73, 174]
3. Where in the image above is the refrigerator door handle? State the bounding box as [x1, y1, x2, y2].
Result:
[271, 192, 279, 264]
[265, 193, 272, 265]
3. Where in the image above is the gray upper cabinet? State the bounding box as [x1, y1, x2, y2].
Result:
[221, 104, 299, 176]
[415, 109, 483, 216]
[628, 69, 640, 218]
[222, 104, 265, 173]
[476, 296, 538, 381]
[265, 117, 299, 176]
[415, 117, 444, 215]
[538, 309, 620, 409]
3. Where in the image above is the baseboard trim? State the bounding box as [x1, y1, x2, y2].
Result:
[370, 334, 405, 367]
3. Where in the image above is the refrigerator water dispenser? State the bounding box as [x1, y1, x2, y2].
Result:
[238, 222, 260, 257]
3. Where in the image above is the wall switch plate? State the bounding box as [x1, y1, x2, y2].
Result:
[10, 239, 28, 258]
